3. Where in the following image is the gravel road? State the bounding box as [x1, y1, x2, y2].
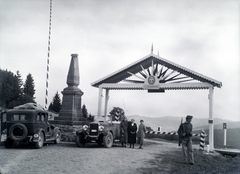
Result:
[0, 139, 177, 174]
[1, 139, 239, 174]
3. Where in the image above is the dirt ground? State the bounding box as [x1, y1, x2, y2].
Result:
[0, 139, 239, 174]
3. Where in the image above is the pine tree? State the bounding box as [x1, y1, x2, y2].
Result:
[0, 69, 14, 107]
[8, 71, 24, 108]
[88, 113, 94, 122]
[0, 69, 36, 108]
[82, 104, 88, 118]
[23, 73, 35, 99]
[48, 91, 62, 113]
[0, 69, 24, 108]
[12, 71, 23, 100]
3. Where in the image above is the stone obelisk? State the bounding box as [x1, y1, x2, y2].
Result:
[52, 54, 86, 125]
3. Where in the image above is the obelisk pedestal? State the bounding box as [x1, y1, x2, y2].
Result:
[51, 54, 88, 125]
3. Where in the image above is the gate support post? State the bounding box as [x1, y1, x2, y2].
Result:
[208, 86, 214, 152]
[97, 87, 103, 117]
[104, 89, 109, 121]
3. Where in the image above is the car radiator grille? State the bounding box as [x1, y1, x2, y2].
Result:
[89, 123, 98, 136]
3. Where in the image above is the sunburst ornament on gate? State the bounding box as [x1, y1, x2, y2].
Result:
[125, 60, 194, 90]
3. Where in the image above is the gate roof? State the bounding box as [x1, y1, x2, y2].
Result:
[91, 53, 222, 90]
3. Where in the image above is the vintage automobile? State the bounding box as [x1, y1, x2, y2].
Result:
[0, 103, 61, 149]
[75, 116, 121, 148]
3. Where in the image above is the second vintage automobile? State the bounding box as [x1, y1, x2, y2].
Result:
[74, 116, 121, 148]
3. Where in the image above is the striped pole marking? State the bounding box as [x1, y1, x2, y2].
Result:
[145, 130, 207, 137]
[199, 130, 207, 150]
[45, 0, 52, 110]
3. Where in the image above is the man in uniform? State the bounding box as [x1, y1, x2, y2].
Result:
[178, 115, 195, 165]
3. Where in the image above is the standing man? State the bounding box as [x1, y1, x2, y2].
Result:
[120, 118, 128, 147]
[137, 120, 146, 149]
[128, 119, 137, 148]
[178, 115, 195, 165]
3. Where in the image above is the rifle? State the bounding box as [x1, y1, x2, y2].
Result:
[177, 118, 183, 146]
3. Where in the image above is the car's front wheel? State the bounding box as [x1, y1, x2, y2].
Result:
[103, 132, 113, 148]
[34, 131, 44, 149]
[76, 134, 85, 147]
[54, 131, 61, 144]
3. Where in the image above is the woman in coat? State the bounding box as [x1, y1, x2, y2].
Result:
[128, 119, 137, 148]
[120, 118, 128, 147]
[137, 120, 146, 149]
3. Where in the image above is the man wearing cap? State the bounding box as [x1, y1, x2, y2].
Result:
[178, 115, 195, 165]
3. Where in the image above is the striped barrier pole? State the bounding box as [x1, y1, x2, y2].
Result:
[45, 0, 52, 110]
[199, 130, 207, 150]
[145, 130, 207, 138]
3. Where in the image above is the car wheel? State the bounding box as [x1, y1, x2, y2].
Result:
[4, 140, 14, 148]
[103, 132, 113, 148]
[54, 131, 61, 144]
[34, 131, 44, 149]
[97, 134, 103, 146]
[76, 134, 85, 147]
[9, 123, 28, 141]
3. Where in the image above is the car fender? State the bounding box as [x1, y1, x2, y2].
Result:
[76, 130, 88, 137]
[35, 128, 45, 136]
[32, 128, 45, 142]
[102, 129, 113, 136]
[51, 127, 61, 138]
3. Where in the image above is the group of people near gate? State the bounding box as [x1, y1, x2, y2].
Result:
[119, 115, 195, 165]
[119, 118, 146, 149]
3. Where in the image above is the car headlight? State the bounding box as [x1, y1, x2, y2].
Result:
[99, 125, 104, 131]
[34, 134, 39, 138]
[83, 125, 88, 131]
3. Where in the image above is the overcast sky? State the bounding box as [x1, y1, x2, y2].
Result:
[0, 0, 239, 121]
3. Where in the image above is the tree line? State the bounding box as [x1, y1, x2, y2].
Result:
[0, 69, 62, 112]
[0, 69, 36, 109]
[0, 69, 93, 120]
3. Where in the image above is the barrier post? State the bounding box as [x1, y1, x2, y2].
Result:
[157, 127, 161, 132]
[199, 130, 206, 150]
[223, 123, 227, 147]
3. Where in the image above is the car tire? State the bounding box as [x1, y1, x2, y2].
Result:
[103, 132, 113, 148]
[4, 140, 14, 148]
[9, 123, 28, 142]
[54, 131, 61, 144]
[76, 134, 85, 147]
[97, 134, 103, 146]
[34, 131, 44, 149]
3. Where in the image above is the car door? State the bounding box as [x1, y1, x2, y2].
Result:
[43, 113, 52, 140]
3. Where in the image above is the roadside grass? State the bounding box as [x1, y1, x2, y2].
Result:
[138, 147, 240, 174]
[139, 139, 240, 174]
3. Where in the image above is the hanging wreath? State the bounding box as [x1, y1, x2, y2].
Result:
[109, 107, 125, 121]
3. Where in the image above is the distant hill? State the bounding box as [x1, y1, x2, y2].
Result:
[194, 121, 240, 130]
[126, 115, 239, 132]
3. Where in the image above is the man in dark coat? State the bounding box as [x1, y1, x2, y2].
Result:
[128, 119, 137, 148]
[178, 115, 195, 165]
[120, 118, 128, 147]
